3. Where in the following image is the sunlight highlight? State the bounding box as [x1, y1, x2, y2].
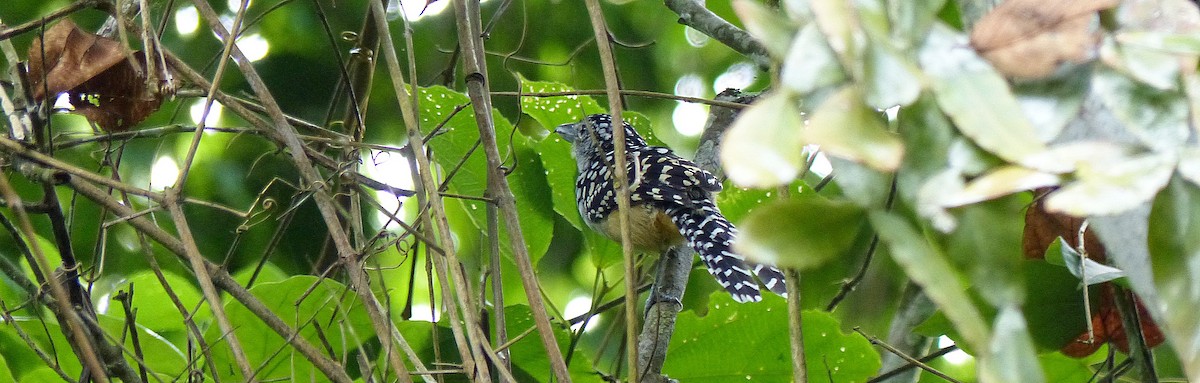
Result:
[564, 296, 600, 332]
[713, 62, 757, 92]
[672, 102, 708, 137]
[389, 0, 449, 21]
[237, 33, 270, 62]
[189, 100, 223, 127]
[174, 6, 200, 36]
[938, 336, 972, 365]
[362, 150, 416, 229]
[149, 156, 180, 190]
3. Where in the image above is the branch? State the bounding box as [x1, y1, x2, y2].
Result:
[664, 0, 772, 69]
[635, 89, 755, 382]
[446, 0, 572, 380]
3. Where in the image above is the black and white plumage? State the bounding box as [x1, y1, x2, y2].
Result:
[555, 114, 787, 303]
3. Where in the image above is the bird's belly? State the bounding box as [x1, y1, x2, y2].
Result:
[588, 204, 684, 253]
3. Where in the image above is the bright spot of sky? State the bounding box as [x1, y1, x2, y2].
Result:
[672, 74, 708, 136]
[713, 62, 757, 92]
[672, 102, 707, 137]
[175, 6, 200, 36]
[938, 335, 972, 365]
[227, 0, 251, 12]
[237, 33, 270, 62]
[389, 0, 449, 21]
[409, 304, 439, 322]
[362, 150, 416, 229]
[149, 155, 180, 190]
[189, 100, 223, 127]
[564, 296, 600, 332]
[805, 145, 833, 179]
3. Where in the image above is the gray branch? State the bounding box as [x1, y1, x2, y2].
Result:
[664, 0, 773, 69]
[635, 89, 756, 383]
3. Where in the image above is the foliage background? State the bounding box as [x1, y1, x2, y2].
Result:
[0, 0, 1197, 382]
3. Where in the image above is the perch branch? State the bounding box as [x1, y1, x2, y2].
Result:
[664, 0, 772, 68]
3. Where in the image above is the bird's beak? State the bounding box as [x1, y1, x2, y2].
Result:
[555, 123, 577, 143]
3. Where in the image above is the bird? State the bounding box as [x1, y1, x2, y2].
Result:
[555, 114, 787, 303]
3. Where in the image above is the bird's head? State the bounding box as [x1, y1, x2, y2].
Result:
[555, 114, 648, 161]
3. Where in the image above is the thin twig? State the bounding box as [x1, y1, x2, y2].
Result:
[854, 328, 963, 383]
[447, 0, 572, 380]
[492, 90, 748, 109]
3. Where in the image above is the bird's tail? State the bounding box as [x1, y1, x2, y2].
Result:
[665, 203, 787, 302]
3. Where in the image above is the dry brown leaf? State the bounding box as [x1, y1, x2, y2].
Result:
[1022, 188, 1106, 260]
[27, 20, 128, 100]
[26, 20, 166, 131]
[1023, 188, 1165, 357]
[971, 0, 1119, 79]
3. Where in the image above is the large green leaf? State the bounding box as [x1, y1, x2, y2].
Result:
[781, 25, 847, 94]
[0, 318, 80, 379]
[736, 196, 866, 269]
[721, 91, 806, 188]
[805, 86, 904, 171]
[1044, 152, 1174, 216]
[1148, 177, 1200, 378]
[870, 212, 989, 350]
[110, 270, 209, 334]
[1092, 68, 1190, 152]
[419, 85, 556, 264]
[918, 24, 1057, 172]
[979, 306, 1045, 383]
[206, 276, 373, 382]
[665, 296, 880, 382]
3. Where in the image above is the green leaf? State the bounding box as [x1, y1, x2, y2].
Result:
[863, 37, 922, 109]
[732, 0, 798, 59]
[1012, 70, 1089, 142]
[919, 24, 1057, 172]
[519, 77, 606, 129]
[1117, 31, 1200, 54]
[113, 270, 208, 334]
[206, 276, 373, 382]
[1148, 177, 1200, 375]
[1106, 37, 1183, 91]
[810, 0, 862, 70]
[1023, 260, 1091, 351]
[1092, 68, 1190, 152]
[96, 314, 190, 376]
[420, 85, 556, 264]
[870, 212, 989, 350]
[938, 166, 1059, 208]
[979, 306, 1045, 383]
[1045, 152, 1174, 216]
[0, 318, 81, 379]
[946, 196, 1028, 306]
[889, 0, 946, 45]
[721, 91, 806, 188]
[666, 296, 880, 382]
[736, 197, 865, 269]
[805, 86, 904, 171]
[781, 25, 847, 94]
[1059, 241, 1126, 285]
[535, 135, 584, 229]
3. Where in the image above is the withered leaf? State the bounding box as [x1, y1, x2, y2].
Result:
[1023, 188, 1166, 357]
[26, 20, 166, 132]
[1022, 188, 1106, 260]
[1059, 285, 1165, 357]
[27, 19, 127, 100]
[970, 0, 1119, 79]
